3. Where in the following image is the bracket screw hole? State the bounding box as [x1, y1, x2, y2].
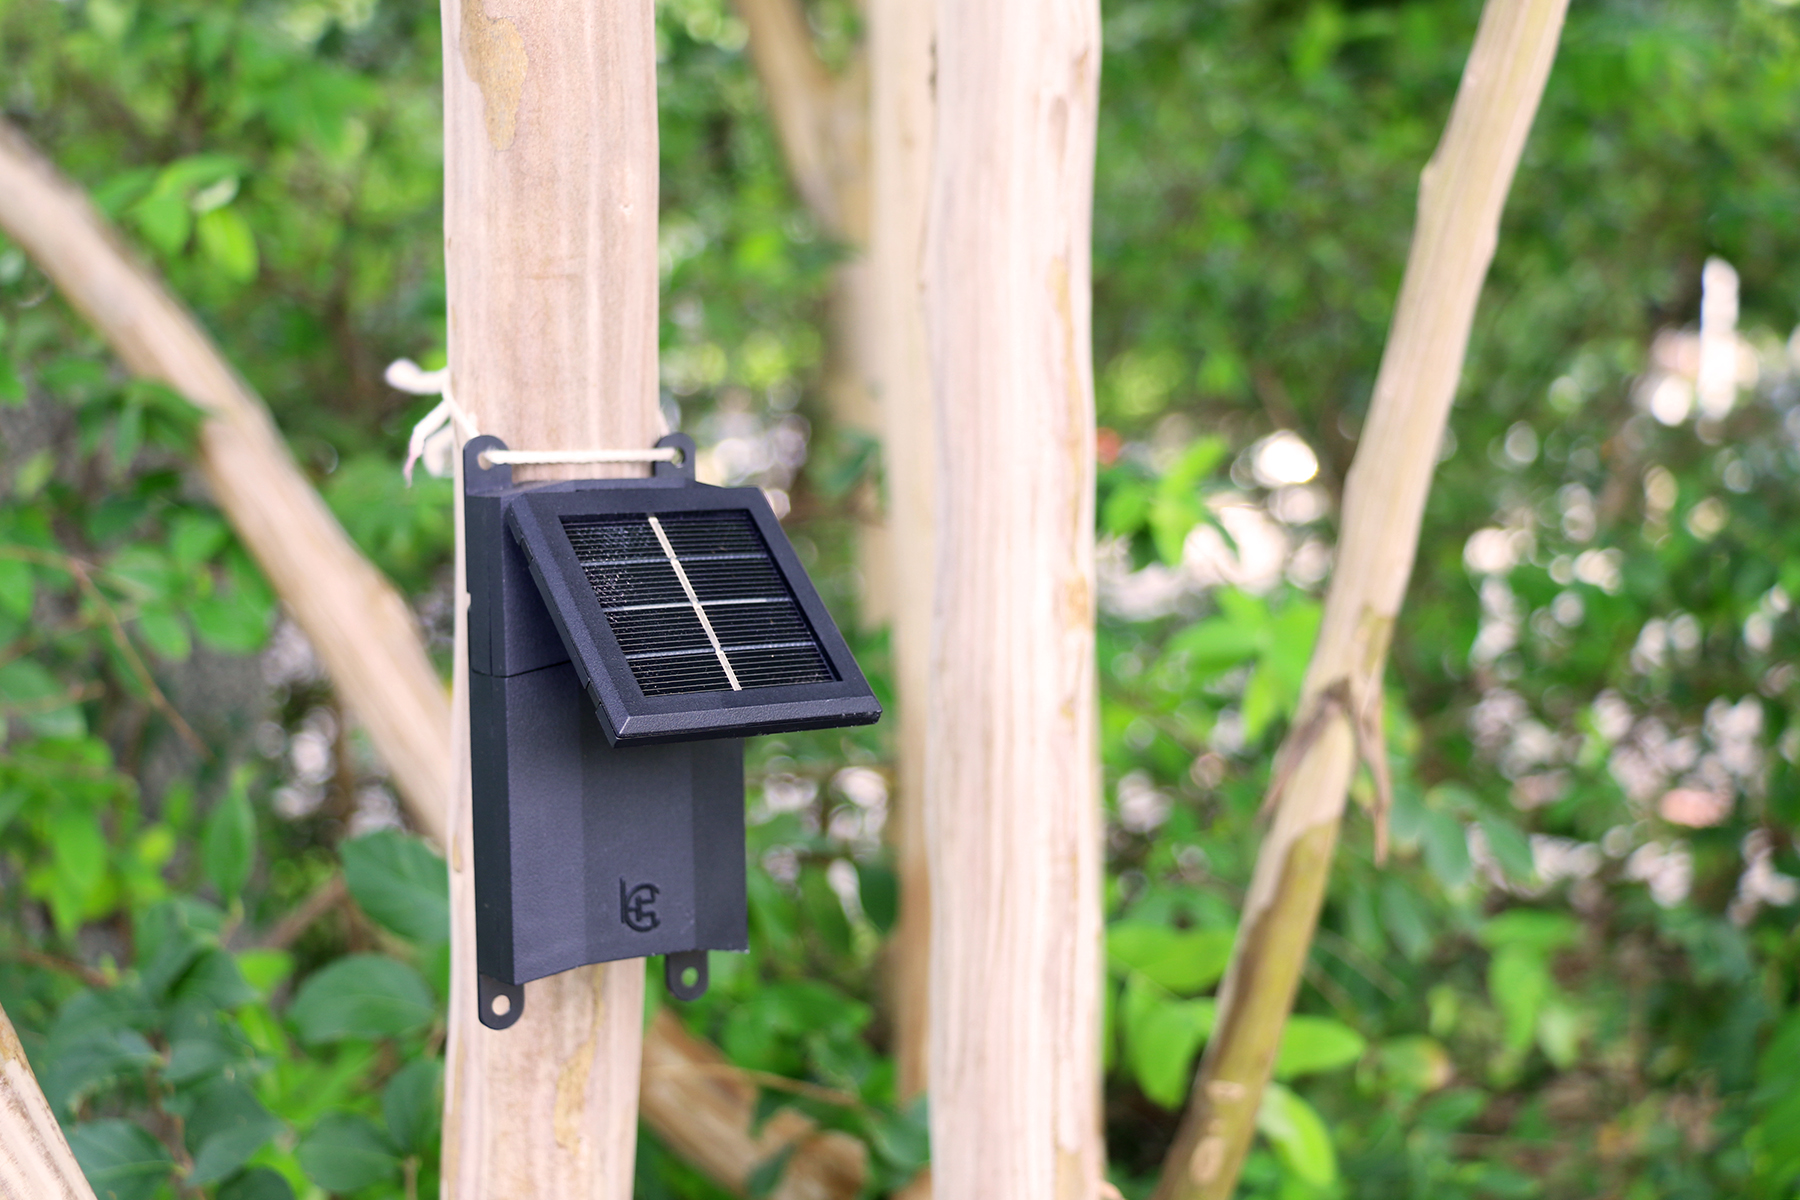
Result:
[492, 994, 511, 1017]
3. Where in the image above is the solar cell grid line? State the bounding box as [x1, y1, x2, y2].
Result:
[647, 514, 741, 690]
[560, 510, 837, 697]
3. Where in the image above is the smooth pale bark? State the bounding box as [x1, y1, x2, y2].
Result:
[923, 0, 1103, 1193]
[1152, 2, 1569, 1197]
[0, 1004, 95, 1200]
[728, 0, 894, 626]
[733, 0, 937, 1102]
[640, 1009, 867, 1199]
[438, 1, 658, 1194]
[0, 119, 449, 847]
[868, 0, 936, 1107]
[0, 112, 861, 1200]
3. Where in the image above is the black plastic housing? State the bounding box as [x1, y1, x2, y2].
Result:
[463, 433, 879, 1029]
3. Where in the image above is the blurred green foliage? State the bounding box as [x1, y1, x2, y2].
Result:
[2, 0, 1800, 1197]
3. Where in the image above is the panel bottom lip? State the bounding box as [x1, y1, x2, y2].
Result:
[608, 699, 883, 746]
[491, 939, 751, 988]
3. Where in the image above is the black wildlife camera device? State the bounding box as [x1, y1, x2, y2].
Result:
[464, 432, 880, 1030]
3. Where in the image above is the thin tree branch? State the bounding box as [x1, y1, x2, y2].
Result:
[254, 874, 350, 952]
[66, 558, 209, 759]
[0, 1001, 99, 1199]
[1152, 2, 1570, 1196]
[0, 544, 207, 758]
[0, 118, 450, 846]
[639, 1009, 866, 1200]
[730, 0, 869, 239]
[7, 949, 111, 989]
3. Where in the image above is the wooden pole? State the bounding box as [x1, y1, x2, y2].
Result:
[869, 0, 936, 1109]
[439, 1, 658, 1195]
[1151, 2, 1569, 1196]
[0, 1003, 97, 1200]
[923, 0, 1103, 1192]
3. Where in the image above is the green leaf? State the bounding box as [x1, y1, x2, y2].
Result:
[168, 512, 230, 568]
[136, 898, 217, 1000]
[130, 190, 191, 256]
[1488, 944, 1552, 1055]
[1479, 814, 1537, 884]
[189, 593, 270, 654]
[1165, 617, 1262, 678]
[382, 1058, 443, 1154]
[0, 558, 33, 618]
[217, 1168, 296, 1200]
[1149, 491, 1206, 565]
[288, 955, 436, 1044]
[170, 947, 258, 1013]
[236, 948, 296, 996]
[13, 449, 54, 498]
[34, 807, 110, 935]
[342, 831, 450, 944]
[297, 1113, 401, 1193]
[1536, 998, 1583, 1070]
[165, 1018, 254, 1085]
[745, 1145, 796, 1199]
[41, 1027, 158, 1114]
[202, 776, 256, 901]
[195, 207, 259, 282]
[1262, 600, 1322, 699]
[799, 865, 853, 958]
[1161, 436, 1230, 492]
[1379, 878, 1434, 961]
[1100, 478, 1152, 539]
[0, 657, 61, 705]
[1374, 1035, 1453, 1095]
[1273, 1016, 1367, 1079]
[1478, 909, 1580, 954]
[854, 860, 898, 934]
[1240, 663, 1282, 742]
[134, 605, 190, 662]
[0, 348, 24, 405]
[1256, 1082, 1337, 1187]
[1123, 975, 1216, 1108]
[184, 1079, 284, 1186]
[1419, 809, 1472, 889]
[67, 1120, 172, 1200]
[51, 986, 159, 1047]
[1106, 924, 1235, 995]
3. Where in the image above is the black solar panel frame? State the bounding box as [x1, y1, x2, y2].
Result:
[505, 477, 880, 746]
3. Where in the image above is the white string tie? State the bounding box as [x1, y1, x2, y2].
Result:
[389, 359, 480, 486]
[479, 448, 681, 467]
[387, 359, 683, 484]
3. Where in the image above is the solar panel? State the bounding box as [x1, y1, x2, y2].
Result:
[486, 451, 880, 745]
[562, 511, 836, 697]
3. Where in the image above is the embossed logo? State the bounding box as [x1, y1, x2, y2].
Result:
[620, 879, 660, 933]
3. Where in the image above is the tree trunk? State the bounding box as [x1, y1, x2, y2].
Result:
[732, 0, 939, 1105]
[439, 1, 660, 1195]
[868, 0, 936, 1108]
[923, 0, 1103, 1193]
[0, 1004, 96, 1200]
[1152, 2, 1569, 1197]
